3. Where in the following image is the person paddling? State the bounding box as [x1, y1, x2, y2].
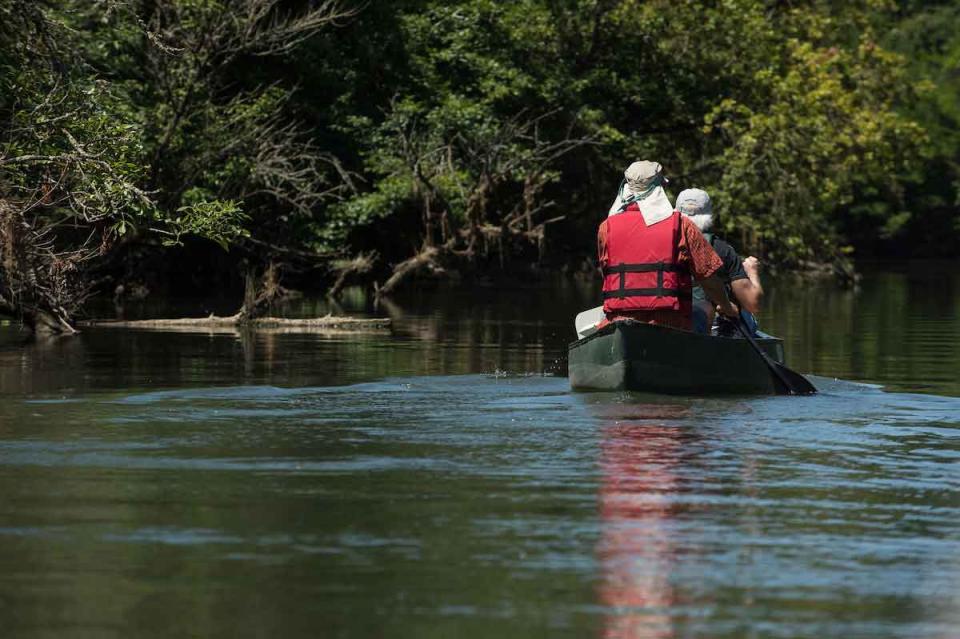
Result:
[597, 161, 738, 331]
[675, 188, 764, 336]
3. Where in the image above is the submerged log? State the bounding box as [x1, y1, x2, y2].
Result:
[78, 314, 390, 333]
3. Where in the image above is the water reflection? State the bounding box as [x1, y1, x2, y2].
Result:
[0, 284, 580, 397]
[763, 263, 960, 395]
[0, 371, 959, 637]
[595, 402, 693, 639]
[1, 264, 959, 397]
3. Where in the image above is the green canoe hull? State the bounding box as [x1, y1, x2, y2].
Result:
[568, 320, 787, 395]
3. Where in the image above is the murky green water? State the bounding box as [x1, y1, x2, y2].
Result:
[1, 264, 958, 638]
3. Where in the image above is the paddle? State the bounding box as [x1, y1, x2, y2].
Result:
[734, 315, 817, 395]
[574, 306, 605, 338]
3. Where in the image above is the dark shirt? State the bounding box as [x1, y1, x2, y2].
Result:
[709, 236, 754, 336]
[711, 237, 748, 284]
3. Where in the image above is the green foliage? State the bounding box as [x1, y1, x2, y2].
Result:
[0, 0, 252, 247]
[3, 0, 956, 320]
[881, 2, 960, 256]
[170, 194, 248, 249]
[706, 33, 926, 263]
[0, 0, 255, 324]
[321, 4, 594, 258]
[2, 65, 150, 220]
[316, 0, 933, 267]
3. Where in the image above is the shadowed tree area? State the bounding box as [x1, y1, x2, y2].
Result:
[0, 0, 956, 332]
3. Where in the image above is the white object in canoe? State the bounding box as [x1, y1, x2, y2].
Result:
[575, 306, 605, 339]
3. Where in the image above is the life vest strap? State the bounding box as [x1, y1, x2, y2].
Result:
[603, 288, 683, 300]
[602, 261, 690, 299]
[602, 263, 687, 274]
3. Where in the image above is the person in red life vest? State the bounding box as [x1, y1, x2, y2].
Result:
[598, 161, 738, 331]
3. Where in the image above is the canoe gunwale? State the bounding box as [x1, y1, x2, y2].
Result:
[567, 318, 783, 351]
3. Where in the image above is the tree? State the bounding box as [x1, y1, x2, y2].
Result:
[0, 0, 352, 332]
[130, 0, 354, 260]
[880, 1, 960, 257]
[319, 1, 599, 292]
[312, 0, 927, 282]
[0, 0, 177, 332]
[0, 0, 940, 329]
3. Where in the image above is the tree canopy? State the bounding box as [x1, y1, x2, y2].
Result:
[0, 0, 956, 329]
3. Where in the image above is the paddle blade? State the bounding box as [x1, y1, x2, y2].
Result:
[772, 362, 818, 395]
[735, 317, 817, 396]
[574, 306, 605, 338]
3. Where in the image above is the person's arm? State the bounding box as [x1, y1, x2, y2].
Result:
[700, 275, 739, 318]
[597, 221, 609, 279]
[677, 216, 738, 318]
[731, 256, 763, 313]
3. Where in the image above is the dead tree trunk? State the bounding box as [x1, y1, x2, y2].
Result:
[236, 262, 283, 322]
[376, 246, 444, 297]
[0, 200, 79, 336]
[327, 252, 376, 299]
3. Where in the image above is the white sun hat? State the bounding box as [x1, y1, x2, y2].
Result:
[675, 188, 714, 232]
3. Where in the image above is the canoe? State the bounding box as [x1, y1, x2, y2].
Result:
[568, 319, 787, 394]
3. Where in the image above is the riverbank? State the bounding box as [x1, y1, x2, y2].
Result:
[0, 263, 952, 395]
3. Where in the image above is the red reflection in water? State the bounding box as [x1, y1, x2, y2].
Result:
[596, 404, 692, 639]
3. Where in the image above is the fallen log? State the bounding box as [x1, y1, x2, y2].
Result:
[78, 314, 391, 333]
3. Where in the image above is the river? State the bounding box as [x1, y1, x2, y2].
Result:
[0, 263, 958, 638]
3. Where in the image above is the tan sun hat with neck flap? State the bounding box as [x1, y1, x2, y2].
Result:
[607, 160, 675, 225]
[624, 161, 666, 194]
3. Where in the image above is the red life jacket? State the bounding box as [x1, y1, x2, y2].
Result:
[601, 205, 692, 314]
